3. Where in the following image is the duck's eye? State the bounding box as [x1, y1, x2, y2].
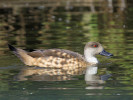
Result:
[92, 44, 98, 47]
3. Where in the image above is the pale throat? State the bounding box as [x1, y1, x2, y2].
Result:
[84, 49, 98, 64]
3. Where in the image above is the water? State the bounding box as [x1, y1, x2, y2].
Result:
[0, 0, 133, 99]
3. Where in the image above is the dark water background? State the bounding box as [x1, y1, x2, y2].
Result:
[0, 0, 133, 100]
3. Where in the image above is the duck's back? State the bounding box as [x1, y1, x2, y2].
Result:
[28, 49, 84, 59]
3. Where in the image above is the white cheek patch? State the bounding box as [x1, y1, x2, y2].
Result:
[84, 48, 98, 64]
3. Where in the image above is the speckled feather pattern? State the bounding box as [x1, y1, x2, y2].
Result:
[30, 49, 89, 69]
[15, 48, 90, 70]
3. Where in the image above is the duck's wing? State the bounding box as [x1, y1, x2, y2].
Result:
[27, 50, 44, 57]
[27, 49, 85, 60]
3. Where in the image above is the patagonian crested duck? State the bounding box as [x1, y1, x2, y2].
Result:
[8, 42, 113, 70]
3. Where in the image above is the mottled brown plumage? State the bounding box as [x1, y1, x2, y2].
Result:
[27, 49, 89, 69]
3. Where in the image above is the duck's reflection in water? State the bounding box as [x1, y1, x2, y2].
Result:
[15, 65, 111, 86]
[85, 65, 112, 89]
[15, 66, 85, 81]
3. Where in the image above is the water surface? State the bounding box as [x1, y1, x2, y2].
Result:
[0, 0, 133, 100]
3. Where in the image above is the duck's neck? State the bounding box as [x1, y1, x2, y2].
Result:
[84, 48, 98, 64]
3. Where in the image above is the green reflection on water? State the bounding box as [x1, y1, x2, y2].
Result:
[0, 0, 133, 99]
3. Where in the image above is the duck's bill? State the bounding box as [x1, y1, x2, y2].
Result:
[99, 50, 113, 56]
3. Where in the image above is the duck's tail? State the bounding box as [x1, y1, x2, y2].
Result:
[8, 44, 17, 52]
[8, 44, 34, 66]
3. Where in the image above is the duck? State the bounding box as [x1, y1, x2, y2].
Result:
[8, 42, 113, 71]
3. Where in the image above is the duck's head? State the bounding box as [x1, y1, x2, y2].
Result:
[84, 42, 113, 63]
